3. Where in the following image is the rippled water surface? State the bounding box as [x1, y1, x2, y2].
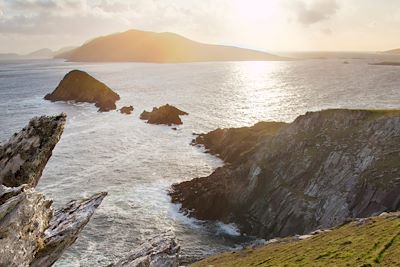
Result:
[1, 56, 400, 266]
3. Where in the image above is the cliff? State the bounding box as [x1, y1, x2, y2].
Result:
[191, 212, 400, 266]
[44, 70, 120, 112]
[0, 114, 107, 266]
[57, 29, 286, 63]
[170, 109, 400, 240]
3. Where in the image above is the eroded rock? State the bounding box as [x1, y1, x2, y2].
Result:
[109, 231, 180, 267]
[0, 114, 66, 187]
[44, 70, 120, 112]
[140, 104, 188, 125]
[31, 192, 108, 267]
[0, 114, 107, 267]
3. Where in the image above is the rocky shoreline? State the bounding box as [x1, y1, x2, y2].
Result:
[171, 109, 400, 240]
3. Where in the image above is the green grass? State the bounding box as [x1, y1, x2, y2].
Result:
[191, 213, 400, 267]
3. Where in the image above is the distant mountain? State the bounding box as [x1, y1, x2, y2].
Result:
[26, 48, 54, 59]
[384, 48, 400, 54]
[57, 29, 286, 63]
[0, 46, 76, 60]
[0, 53, 21, 60]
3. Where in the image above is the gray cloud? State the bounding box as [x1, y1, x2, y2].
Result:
[291, 0, 339, 25]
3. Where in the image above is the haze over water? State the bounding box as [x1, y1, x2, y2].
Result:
[1, 56, 400, 266]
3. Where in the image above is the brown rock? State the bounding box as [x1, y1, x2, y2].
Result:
[140, 104, 188, 125]
[44, 70, 120, 112]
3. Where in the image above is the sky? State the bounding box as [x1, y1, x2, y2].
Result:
[0, 0, 399, 54]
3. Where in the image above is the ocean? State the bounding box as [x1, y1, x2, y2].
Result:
[1, 55, 400, 266]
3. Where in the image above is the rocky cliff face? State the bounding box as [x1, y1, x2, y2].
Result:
[170, 109, 400, 240]
[44, 70, 120, 112]
[0, 114, 107, 267]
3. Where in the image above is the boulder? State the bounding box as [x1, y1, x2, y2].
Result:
[170, 109, 400, 240]
[120, 105, 134, 115]
[44, 70, 120, 112]
[140, 104, 188, 125]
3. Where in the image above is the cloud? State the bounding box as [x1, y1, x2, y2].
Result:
[290, 0, 339, 25]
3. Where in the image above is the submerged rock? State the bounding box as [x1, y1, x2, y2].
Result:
[44, 70, 120, 112]
[0, 114, 107, 267]
[140, 104, 188, 125]
[120, 105, 134, 115]
[109, 231, 180, 267]
[170, 109, 400, 240]
[0, 113, 66, 187]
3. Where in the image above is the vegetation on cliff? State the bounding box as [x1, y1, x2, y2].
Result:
[192, 212, 400, 267]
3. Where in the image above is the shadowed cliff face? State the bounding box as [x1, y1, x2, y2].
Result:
[44, 70, 120, 112]
[170, 109, 400, 240]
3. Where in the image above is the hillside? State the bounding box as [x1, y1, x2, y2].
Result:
[56, 29, 286, 63]
[385, 48, 400, 54]
[191, 212, 400, 267]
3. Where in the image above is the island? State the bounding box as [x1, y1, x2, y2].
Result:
[55, 29, 287, 63]
[44, 70, 120, 112]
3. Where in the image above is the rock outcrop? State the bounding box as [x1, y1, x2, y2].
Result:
[120, 106, 134, 115]
[0, 114, 107, 267]
[44, 70, 120, 112]
[140, 104, 188, 125]
[108, 232, 180, 267]
[170, 109, 400, 240]
[0, 114, 66, 188]
[192, 121, 287, 164]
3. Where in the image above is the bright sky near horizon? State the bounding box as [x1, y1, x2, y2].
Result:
[0, 0, 399, 54]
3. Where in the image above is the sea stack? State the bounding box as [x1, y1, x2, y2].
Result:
[140, 104, 188, 125]
[44, 70, 120, 112]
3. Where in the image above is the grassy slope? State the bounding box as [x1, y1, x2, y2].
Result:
[191, 213, 400, 267]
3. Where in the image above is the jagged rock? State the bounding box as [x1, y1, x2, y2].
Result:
[170, 109, 400, 240]
[0, 114, 107, 267]
[108, 231, 180, 267]
[0, 185, 107, 267]
[31, 192, 108, 267]
[0, 185, 52, 267]
[44, 70, 120, 112]
[140, 104, 188, 125]
[120, 106, 134, 115]
[0, 114, 66, 187]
